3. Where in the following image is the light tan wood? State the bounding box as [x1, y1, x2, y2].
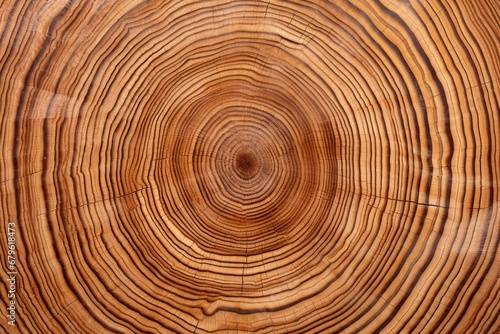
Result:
[1, 0, 499, 332]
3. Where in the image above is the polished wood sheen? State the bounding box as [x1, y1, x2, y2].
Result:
[0, 0, 499, 333]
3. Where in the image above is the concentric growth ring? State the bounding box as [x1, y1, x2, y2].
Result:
[156, 64, 337, 257]
[1, 0, 498, 333]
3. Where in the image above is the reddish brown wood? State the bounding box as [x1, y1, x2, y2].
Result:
[0, 0, 499, 332]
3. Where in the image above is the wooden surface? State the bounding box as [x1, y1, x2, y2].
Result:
[0, 0, 499, 333]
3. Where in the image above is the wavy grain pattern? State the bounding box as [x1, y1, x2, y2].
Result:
[0, 0, 499, 333]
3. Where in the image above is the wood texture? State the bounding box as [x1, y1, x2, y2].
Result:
[0, 0, 499, 333]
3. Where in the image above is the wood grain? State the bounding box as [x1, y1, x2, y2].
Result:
[0, 0, 499, 333]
